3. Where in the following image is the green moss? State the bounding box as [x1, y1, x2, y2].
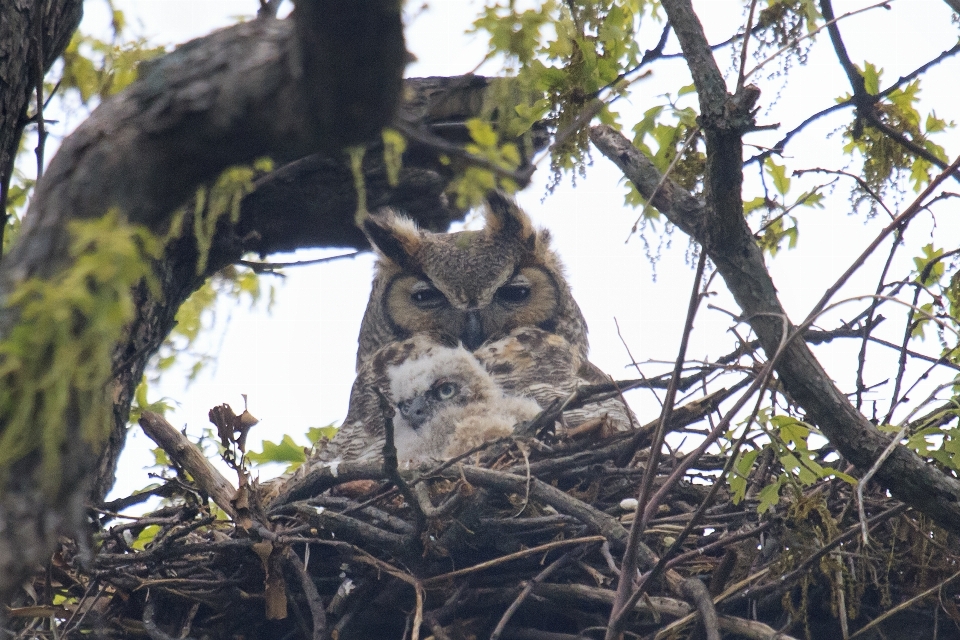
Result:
[0, 212, 161, 495]
[191, 158, 272, 275]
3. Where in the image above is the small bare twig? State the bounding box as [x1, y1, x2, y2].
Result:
[33, 0, 47, 181]
[608, 251, 706, 638]
[238, 251, 360, 273]
[736, 0, 759, 92]
[374, 388, 426, 532]
[421, 536, 604, 587]
[848, 569, 960, 639]
[138, 411, 238, 520]
[490, 552, 576, 640]
[283, 548, 326, 639]
[679, 578, 721, 640]
[803, 153, 960, 325]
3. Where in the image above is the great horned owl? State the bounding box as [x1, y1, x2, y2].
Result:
[355, 192, 589, 368]
[318, 328, 635, 466]
[317, 335, 540, 465]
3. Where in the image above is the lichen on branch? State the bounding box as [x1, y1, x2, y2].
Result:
[0, 212, 160, 494]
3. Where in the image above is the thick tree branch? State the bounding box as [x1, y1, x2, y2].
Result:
[0, 1, 408, 605]
[590, 123, 960, 533]
[635, 2, 960, 534]
[0, 0, 83, 245]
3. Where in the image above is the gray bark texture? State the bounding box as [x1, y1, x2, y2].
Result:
[0, 0, 83, 216]
[0, 0, 427, 606]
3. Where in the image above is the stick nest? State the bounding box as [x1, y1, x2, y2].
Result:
[9, 404, 960, 640]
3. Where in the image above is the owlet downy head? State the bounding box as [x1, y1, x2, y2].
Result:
[356, 191, 589, 368]
[385, 345, 541, 465]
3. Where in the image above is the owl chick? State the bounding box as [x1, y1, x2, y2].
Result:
[316, 335, 540, 466]
[386, 344, 541, 466]
[355, 191, 590, 369]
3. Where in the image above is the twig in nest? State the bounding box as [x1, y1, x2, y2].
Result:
[609, 251, 707, 640]
[452, 465, 637, 557]
[678, 578, 720, 640]
[374, 387, 426, 532]
[282, 548, 325, 640]
[421, 536, 604, 587]
[665, 522, 772, 571]
[490, 551, 577, 640]
[847, 568, 960, 639]
[727, 503, 908, 607]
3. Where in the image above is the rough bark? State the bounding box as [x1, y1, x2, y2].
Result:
[588, 0, 960, 533]
[0, 0, 412, 605]
[0, 0, 83, 217]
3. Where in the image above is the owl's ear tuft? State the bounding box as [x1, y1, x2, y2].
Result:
[484, 191, 537, 250]
[364, 211, 423, 270]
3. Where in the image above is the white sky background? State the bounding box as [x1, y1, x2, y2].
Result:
[63, 0, 960, 496]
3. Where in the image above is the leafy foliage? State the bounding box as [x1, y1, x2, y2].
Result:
[60, 25, 166, 104]
[840, 63, 953, 205]
[449, 118, 523, 207]
[247, 424, 337, 471]
[0, 213, 160, 494]
[471, 1, 659, 189]
[730, 413, 855, 514]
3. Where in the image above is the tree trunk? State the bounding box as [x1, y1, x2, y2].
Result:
[0, 0, 414, 605]
[0, 0, 83, 219]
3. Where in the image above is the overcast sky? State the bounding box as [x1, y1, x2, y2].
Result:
[64, 0, 960, 495]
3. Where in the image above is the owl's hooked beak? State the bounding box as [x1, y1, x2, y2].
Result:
[398, 396, 429, 430]
[461, 310, 485, 351]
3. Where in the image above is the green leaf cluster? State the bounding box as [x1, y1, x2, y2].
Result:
[187, 158, 273, 276]
[449, 119, 522, 208]
[0, 212, 161, 495]
[901, 243, 960, 361]
[841, 64, 953, 202]
[60, 14, 166, 104]
[754, 0, 821, 64]
[471, 1, 656, 186]
[900, 407, 960, 473]
[247, 424, 337, 471]
[247, 434, 308, 468]
[629, 101, 704, 202]
[730, 414, 854, 514]
[750, 159, 825, 256]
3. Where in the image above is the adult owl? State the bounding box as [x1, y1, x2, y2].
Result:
[355, 191, 589, 367]
[315, 192, 636, 465]
[317, 335, 540, 466]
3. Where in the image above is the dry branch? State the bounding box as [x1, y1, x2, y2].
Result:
[139, 411, 239, 520]
[0, 0, 407, 604]
[589, 122, 960, 533]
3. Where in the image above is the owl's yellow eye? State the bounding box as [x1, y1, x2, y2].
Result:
[410, 284, 446, 307]
[434, 381, 459, 400]
[495, 284, 531, 304]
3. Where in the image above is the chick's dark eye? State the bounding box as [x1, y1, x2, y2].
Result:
[411, 286, 445, 306]
[434, 382, 458, 400]
[496, 284, 531, 304]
